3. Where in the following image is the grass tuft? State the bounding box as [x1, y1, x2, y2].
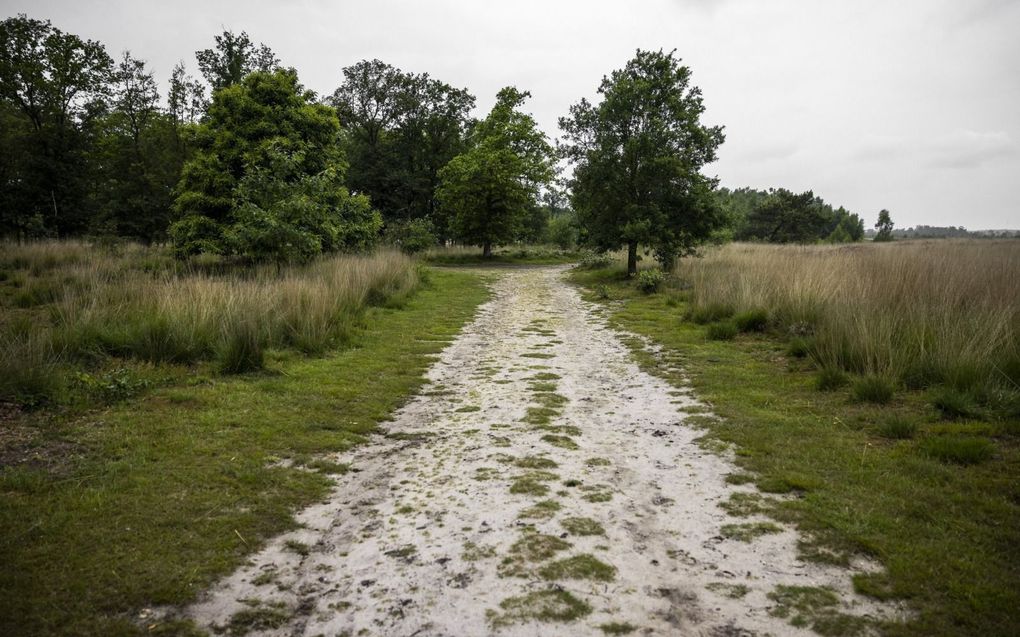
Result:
[919, 436, 994, 465]
[851, 375, 895, 404]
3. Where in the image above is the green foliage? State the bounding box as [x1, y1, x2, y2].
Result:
[689, 302, 735, 324]
[734, 308, 768, 332]
[930, 386, 980, 420]
[707, 321, 738, 340]
[561, 49, 726, 274]
[815, 367, 848, 391]
[851, 375, 895, 404]
[217, 319, 264, 374]
[635, 269, 665, 293]
[877, 417, 917, 440]
[787, 337, 812, 358]
[331, 59, 474, 240]
[384, 218, 437, 254]
[437, 87, 554, 256]
[578, 250, 614, 269]
[171, 69, 377, 261]
[195, 29, 277, 91]
[719, 186, 864, 244]
[919, 436, 994, 465]
[0, 14, 113, 237]
[874, 209, 895, 242]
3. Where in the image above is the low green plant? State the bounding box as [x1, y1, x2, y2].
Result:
[920, 436, 994, 465]
[635, 269, 665, 294]
[852, 375, 895, 404]
[706, 321, 738, 341]
[787, 337, 812, 358]
[689, 302, 735, 324]
[578, 250, 614, 269]
[734, 308, 768, 332]
[877, 417, 917, 440]
[815, 366, 848, 391]
[929, 386, 980, 420]
[218, 320, 264, 374]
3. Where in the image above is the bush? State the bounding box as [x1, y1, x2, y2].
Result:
[920, 436, 994, 465]
[578, 250, 613, 269]
[689, 302, 735, 325]
[734, 308, 768, 332]
[852, 375, 895, 404]
[0, 334, 65, 406]
[878, 417, 917, 440]
[816, 367, 848, 391]
[930, 386, 980, 420]
[636, 269, 666, 294]
[707, 321, 738, 341]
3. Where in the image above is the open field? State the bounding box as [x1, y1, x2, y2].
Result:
[572, 239, 1020, 636]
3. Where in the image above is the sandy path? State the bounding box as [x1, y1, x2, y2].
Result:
[187, 266, 897, 636]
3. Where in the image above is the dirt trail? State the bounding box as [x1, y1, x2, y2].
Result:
[187, 266, 899, 636]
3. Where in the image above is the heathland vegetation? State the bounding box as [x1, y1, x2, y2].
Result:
[573, 239, 1019, 635]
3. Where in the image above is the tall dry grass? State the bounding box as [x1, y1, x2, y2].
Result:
[0, 241, 419, 403]
[678, 241, 1020, 391]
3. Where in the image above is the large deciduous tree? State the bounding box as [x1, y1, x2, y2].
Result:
[195, 30, 278, 91]
[560, 49, 725, 274]
[740, 189, 831, 243]
[436, 87, 554, 257]
[171, 69, 380, 261]
[330, 60, 474, 237]
[0, 14, 112, 237]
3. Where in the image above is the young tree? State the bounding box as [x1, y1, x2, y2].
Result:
[171, 69, 378, 261]
[560, 49, 726, 274]
[195, 30, 278, 91]
[0, 14, 112, 237]
[874, 209, 895, 242]
[436, 87, 554, 257]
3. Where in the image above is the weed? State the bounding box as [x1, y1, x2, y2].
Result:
[734, 308, 768, 332]
[706, 321, 738, 341]
[561, 517, 605, 536]
[514, 456, 558, 469]
[636, 269, 666, 294]
[489, 589, 592, 627]
[720, 522, 783, 542]
[815, 366, 848, 391]
[689, 302, 735, 324]
[519, 500, 562, 520]
[929, 386, 979, 420]
[541, 434, 578, 450]
[539, 554, 616, 581]
[599, 622, 638, 635]
[706, 582, 750, 598]
[877, 417, 917, 440]
[851, 375, 895, 404]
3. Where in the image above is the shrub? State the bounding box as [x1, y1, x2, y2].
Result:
[636, 269, 665, 294]
[877, 417, 917, 440]
[0, 334, 65, 406]
[578, 250, 613, 269]
[707, 321, 738, 341]
[689, 302, 735, 324]
[920, 436, 994, 465]
[734, 308, 768, 332]
[930, 386, 980, 420]
[852, 375, 895, 404]
[385, 218, 436, 255]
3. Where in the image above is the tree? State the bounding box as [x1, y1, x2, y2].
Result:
[740, 189, 831, 243]
[195, 30, 278, 91]
[874, 209, 894, 242]
[171, 69, 378, 261]
[560, 49, 726, 274]
[330, 59, 474, 235]
[0, 14, 112, 237]
[91, 52, 184, 242]
[436, 87, 554, 257]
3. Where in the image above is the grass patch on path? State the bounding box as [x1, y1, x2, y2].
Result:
[0, 268, 490, 637]
[572, 266, 1020, 637]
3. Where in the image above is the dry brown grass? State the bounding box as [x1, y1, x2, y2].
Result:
[678, 240, 1020, 391]
[0, 241, 419, 403]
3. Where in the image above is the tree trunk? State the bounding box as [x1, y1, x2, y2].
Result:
[627, 241, 638, 276]
[483, 241, 492, 258]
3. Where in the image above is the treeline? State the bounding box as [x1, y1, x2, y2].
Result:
[866, 225, 1020, 239]
[0, 15, 573, 259]
[715, 186, 865, 243]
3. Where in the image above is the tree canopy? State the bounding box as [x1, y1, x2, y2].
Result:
[560, 49, 726, 273]
[436, 87, 554, 256]
[171, 69, 380, 261]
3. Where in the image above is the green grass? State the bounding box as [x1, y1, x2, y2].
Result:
[0, 268, 490, 637]
[572, 265, 1020, 637]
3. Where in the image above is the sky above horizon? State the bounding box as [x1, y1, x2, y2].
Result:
[4, 0, 1018, 229]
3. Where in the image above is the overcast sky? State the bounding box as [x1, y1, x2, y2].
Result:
[4, 0, 1018, 229]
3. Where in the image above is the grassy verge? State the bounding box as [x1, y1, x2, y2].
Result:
[0, 267, 490, 637]
[572, 266, 1020, 637]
